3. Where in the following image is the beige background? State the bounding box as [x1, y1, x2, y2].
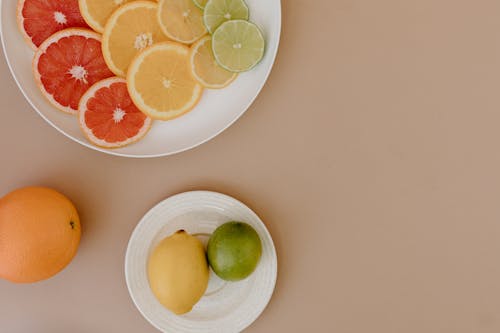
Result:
[2, 0, 500, 332]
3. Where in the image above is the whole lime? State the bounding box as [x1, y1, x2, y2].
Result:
[207, 222, 262, 281]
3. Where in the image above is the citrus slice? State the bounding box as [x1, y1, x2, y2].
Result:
[212, 20, 265, 73]
[127, 42, 203, 120]
[17, 0, 89, 49]
[158, 0, 207, 44]
[33, 28, 114, 114]
[190, 36, 237, 88]
[203, 0, 249, 34]
[102, 1, 169, 77]
[78, 0, 136, 33]
[78, 77, 152, 148]
[192, 0, 207, 9]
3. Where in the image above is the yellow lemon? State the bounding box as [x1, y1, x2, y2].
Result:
[148, 230, 209, 315]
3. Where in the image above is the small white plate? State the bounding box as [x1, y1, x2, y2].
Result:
[0, 0, 281, 158]
[125, 191, 277, 333]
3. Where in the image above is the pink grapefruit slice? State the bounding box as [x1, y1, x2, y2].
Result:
[17, 0, 90, 49]
[78, 77, 152, 148]
[33, 28, 114, 114]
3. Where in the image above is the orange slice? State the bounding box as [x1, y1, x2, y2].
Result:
[78, 77, 152, 148]
[127, 42, 203, 120]
[102, 1, 169, 77]
[18, 0, 89, 49]
[157, 0, 207, 44]
[33, 28, 114, 114]
[78, 0, 137, 33]
[190, 36, 237, 89]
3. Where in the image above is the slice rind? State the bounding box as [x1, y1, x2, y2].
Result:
[78, 0, 135, 33]
[212, 20, 265, 73]
[127, 42, 203, 120]
[158, 0, 207, 44]
[190, 36, 237, 88]
[203, 0, 249, 34]
[33, 28, 114, 114]
[79, 77, 152, 148]
[102, 1, 169, 77]
[18, 0, 89, 49]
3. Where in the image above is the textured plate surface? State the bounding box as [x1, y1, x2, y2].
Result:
[0, 0, 281, 158]
[125, 191, 277, 332]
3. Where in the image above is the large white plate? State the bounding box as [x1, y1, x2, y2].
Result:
[0, 0, 281, 158]
[125, 191, 277, 333]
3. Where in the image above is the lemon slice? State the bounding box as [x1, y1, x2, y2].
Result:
[127, 42, 203, 120]
[190, 36, 237, 88]
[158, 0, 207, 44]
[203, 0, 249, 34]
[192, 0, 207, 9]
[212, 20, 265, 72]
[78, 0, 136, 33]
[102, 1, 169, 77]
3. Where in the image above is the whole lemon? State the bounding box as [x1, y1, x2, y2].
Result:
[207, 222, 262, 281]
[148, 230, 209, 314]
[0, 187, 81, 283]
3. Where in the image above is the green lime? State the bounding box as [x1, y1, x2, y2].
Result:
[207, 221, 262, 281]
[212, 20, 265, 73]
[203, 0, 249, 34]
[193, 0, 208, 9]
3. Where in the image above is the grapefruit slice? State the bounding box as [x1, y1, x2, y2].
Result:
[17, 0, 89, 49]
[79, 77, 152, 148]
[33, 28, 114, 114]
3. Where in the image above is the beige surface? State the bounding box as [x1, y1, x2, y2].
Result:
[2, 0, 500, 332]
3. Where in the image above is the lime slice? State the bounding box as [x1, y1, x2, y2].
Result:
[212, 20, 265, 72]
[193, 0, 207, 9]
[203, 0, 249, 34]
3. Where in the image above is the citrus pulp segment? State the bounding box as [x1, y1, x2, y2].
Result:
[79, 77, 152, 148]
[102, 1, 169, 77]
[203, 0, 249, 34]
[212, 20, 265, 72]
[78, 0, 137, 33]
[17, 0, 89, 49]
[33, 28, 114, 114]
[190, 36, 237, 88]
[192, 0, 207, 9]
[127, 42, 203, 120]
[158, 0, 207, 44]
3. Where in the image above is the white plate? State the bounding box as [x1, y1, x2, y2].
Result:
[125, 191, 277, 333]
[0, 0, 281, 158]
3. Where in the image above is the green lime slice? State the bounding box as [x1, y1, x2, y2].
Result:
[203, 0, 249, 34]
[193, 0, 208, 9]
[212, 20, 265, 72]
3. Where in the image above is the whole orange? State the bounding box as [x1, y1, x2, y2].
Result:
[0, 187, 81, 283]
